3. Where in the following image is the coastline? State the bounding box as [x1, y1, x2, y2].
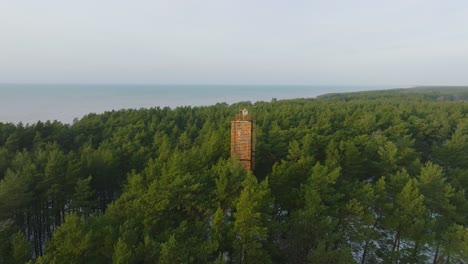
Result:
[0, 84, 398, 124]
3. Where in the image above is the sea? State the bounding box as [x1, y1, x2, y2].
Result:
[0, 84, 399, 124]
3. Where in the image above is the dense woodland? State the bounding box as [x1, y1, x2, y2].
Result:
[0, 87, 467, 263]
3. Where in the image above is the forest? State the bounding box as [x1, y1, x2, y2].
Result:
[0, 87, 467, 263]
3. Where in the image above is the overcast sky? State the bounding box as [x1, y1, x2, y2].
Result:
[1, 0, 467, 85]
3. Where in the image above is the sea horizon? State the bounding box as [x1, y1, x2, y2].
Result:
[0, 84, 404, 124]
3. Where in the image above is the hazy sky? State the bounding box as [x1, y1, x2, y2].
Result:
[1, 0, 468, 85]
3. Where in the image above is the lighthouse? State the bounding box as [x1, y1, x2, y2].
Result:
[231, 108, 255, 171]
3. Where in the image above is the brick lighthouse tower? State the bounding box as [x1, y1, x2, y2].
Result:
[231, 108, 255, 171]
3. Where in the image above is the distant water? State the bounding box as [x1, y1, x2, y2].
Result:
[0, 84, 396, 124]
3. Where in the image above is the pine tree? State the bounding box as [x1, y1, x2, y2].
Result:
[287, 163, 348, 263]
[159, 234, 186, 264]
[112, 238, 133, 264]
[440, 224, 468, 263]
[212, 206, 228, 259]
[11, 230, 31, 264]
[388, 178, 429, 263]
[70, 175, 96, 216]
[39, 213, 92, 264]
[233, 173, 271, 264]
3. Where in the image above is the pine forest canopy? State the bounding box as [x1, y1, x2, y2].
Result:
[0, 87, 467, 263]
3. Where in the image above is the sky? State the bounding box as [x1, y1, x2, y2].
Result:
[1, 0, 468, 86]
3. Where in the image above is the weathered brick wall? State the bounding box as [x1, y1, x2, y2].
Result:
[231, 120, 253, 171]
